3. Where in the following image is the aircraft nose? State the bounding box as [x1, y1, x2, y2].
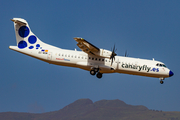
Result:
[169, 70, 174, 77]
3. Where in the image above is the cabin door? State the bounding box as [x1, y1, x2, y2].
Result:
[47, 52, 52, 60]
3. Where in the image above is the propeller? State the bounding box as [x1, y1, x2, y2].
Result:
[110, 45, 117, 66]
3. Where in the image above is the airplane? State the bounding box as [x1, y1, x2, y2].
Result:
[9, 18, 174, 84]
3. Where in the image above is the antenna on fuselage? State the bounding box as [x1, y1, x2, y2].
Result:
[125, 50, 128, 57]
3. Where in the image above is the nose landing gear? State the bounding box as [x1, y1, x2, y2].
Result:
[159, 78, 164, 84]
[160, 80, 164, 84]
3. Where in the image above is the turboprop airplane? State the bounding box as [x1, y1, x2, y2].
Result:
[9, 18, 174, 84]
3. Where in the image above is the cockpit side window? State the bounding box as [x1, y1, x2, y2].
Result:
[162, 64, 167, 67]
[156, 63, 167, 68]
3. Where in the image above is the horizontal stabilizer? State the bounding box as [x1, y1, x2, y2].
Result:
[11, 19, 26, 26]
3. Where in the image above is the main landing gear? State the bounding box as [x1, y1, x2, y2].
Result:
[90, 68, 103, 79]
[96, 72, 103, 78]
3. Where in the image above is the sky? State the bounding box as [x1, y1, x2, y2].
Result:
[0, 0, 179, 113]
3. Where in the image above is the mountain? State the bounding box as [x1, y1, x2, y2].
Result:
[0, 99, 180, 120]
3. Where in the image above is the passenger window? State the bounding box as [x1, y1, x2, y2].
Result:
[99, 58, 101, 61]
[62, 54, 64, 56]
[92, 58, 94, 60]
[95, 58, 97, 60]
[89, 57, 91, 59]
[102, 59, 104, 61]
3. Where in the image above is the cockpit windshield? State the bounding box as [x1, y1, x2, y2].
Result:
[156, 63, 166, 68]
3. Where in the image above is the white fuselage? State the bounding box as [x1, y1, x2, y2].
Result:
[9, 45, 170, 79]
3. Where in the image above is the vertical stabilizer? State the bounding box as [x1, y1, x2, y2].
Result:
[11, 18, 44, 50]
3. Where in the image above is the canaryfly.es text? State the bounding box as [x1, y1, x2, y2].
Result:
[121, 63, 153, 72]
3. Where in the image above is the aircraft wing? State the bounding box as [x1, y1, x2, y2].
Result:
[74, 37, 100, 55]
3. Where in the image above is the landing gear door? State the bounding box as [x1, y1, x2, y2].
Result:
[47, 52, 52, 60]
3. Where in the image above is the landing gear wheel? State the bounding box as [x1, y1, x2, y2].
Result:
[160, 80, 164, 84]
[96, 72, 102, 79]
[90, 70, 96, 75]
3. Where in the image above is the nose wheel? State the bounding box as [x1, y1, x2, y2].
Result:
[159, 78, 164, 84]
[160, 80, 164, 84]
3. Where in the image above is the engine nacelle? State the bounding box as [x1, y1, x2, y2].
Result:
[93, 49, 112, 58]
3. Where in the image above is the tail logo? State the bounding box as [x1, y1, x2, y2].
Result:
[18, 26, 29, 38]
[18, 26, 40, 50]
[18, 41, 27, 49]
[28, 35, 37, 44]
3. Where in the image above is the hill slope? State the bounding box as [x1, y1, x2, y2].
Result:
[0, 99, 180, 120]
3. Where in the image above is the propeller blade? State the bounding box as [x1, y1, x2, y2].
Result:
[110, 44, 117, 65]
[110, 59, 113, 65]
